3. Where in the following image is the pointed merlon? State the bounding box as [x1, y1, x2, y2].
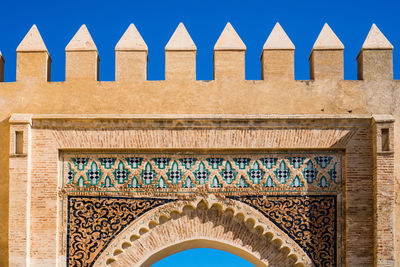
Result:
[0, 50, 4, 82]
[362, 24, 393, 50]
[66, 25, 97, 51]
[313, 23, 344, 50]
[263, 23, 295, 50]
[115, 24, 148, 51]
[214, 23, 246, 50]
[16, 25, 48, 52]
[165, 23, 196, 51]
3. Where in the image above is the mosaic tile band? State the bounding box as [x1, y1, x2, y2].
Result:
[63, 152, 342, 193]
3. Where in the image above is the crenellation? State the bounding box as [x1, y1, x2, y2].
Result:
[165, 23, 197, 80]
[65, 25, 99, 81]
[0, 51, 4, 82]
[214, 23, 246, 80]
[115, 24, 148, 81]
[357, 24, 394, 80]
[0, 23, 397, 83]
[261, 23, 295, 80]
[309, 23, 344, 80]
[16, 25, 51, 82]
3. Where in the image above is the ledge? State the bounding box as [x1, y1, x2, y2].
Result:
[9, 114, 32, 125]
[372, 114, 395, 123]
[9, 153, 28, 158]
[8, 113, 377, 130]
[377, 151, 394, 156]
[29, 113, 374, 120]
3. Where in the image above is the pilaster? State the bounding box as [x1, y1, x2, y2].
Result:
[9, 114, 32, 267]
[372, 115, 395, 266]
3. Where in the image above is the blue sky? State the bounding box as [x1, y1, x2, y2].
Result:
[0, 0, 399, 82]
[152, 248, 254, 267]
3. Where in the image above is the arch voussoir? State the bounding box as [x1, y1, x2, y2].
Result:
[94, 196, 313, 267]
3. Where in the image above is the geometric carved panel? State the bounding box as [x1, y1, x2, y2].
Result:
[230, 195, 337, 267]
[66, 196, 174, 266]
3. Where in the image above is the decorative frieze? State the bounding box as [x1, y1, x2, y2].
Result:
[62, 151, 342, 194]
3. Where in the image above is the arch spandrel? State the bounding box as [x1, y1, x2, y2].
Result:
[93, 196, 314, 267]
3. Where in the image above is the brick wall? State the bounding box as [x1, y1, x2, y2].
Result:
[7, 115, 385, 266]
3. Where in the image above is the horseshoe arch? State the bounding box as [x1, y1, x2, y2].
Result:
[94, 196, 313, 267]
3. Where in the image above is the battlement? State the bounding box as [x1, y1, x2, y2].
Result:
[0, 22, 396, 82]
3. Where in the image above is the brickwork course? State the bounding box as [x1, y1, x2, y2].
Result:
[1, 22, 400, 266]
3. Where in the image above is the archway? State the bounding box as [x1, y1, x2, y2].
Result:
[152, 247, 254, 267]
[94, 196, 313, 267]
[142, 239, 265, 267]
